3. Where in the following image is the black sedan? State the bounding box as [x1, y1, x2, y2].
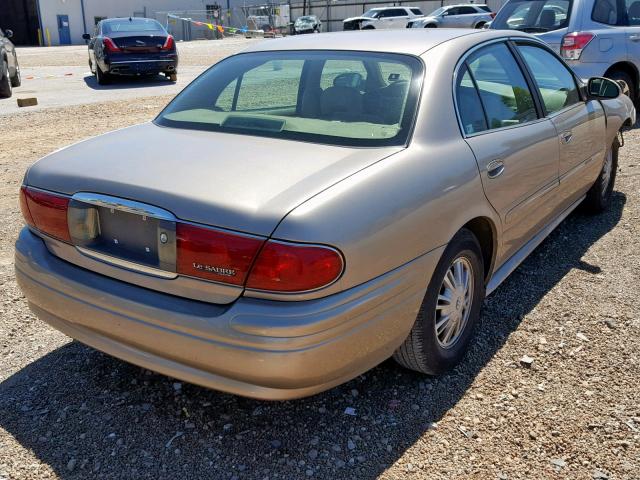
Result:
[0, 27, 21, 98]
[83, 18, 178, 85]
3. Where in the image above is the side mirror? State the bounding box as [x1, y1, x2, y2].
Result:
[587, 77, 621, 99]
[82, 33, 91, 40]
[5, 30, 13, 38]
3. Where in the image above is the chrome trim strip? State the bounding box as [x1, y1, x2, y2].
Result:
[110, 60, 175, 64]
[71, 192, 176, 221]
[486, 195, 585, 295]
[77, 246, 178, 279]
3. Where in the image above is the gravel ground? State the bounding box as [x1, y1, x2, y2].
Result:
[1, 56, 639, 479]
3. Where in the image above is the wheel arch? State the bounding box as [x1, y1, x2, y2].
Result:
[460, 216, 497, 283]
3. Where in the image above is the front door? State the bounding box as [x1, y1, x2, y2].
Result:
[456, 42, 560, 259]
[514, 42, 606, 208]
[57, 15, 71, 45]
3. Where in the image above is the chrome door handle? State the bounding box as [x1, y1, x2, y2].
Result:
[630, 34, 640, 41]
[487, 160, 505, 179]
[560, 131, 573, 144]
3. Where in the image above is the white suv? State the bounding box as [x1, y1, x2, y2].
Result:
[408, 4, 495, 29]
[343, 6, 424, 30]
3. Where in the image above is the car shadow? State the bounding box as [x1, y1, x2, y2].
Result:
[0, 192, 627, 479]
[83, 74, 174, 90]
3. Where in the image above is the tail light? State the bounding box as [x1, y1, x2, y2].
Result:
[161, 35, 175, 51]
[103, 37, 121, 53]
[20, 186, 71, 242]
[561, 32, 594, 60]
[246, 241, 343, 292]
[176, 223, 263, 286]
[490, 12, 496, 18]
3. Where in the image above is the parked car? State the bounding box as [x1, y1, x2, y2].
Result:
[343, 6, 424, 30]
[0, 27, 21, 98]
[408, 4, 494, 29]
[82, 17, 178, 86]
[16, 30, 634, 400]
[293, 15, 321, 34]
[490, 0, 640, 101]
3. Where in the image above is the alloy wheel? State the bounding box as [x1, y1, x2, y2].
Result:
[435, 256, 474, 349]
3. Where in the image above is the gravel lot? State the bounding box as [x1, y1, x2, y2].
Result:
[1, 41, 639, 480]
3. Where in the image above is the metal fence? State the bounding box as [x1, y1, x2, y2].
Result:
[157, 0, 508, 40]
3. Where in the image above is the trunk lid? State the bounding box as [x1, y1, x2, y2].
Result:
[25, 122, 402, 303]
[109, 33, 168, 53]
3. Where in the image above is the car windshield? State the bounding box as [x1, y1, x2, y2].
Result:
[102, 18, 166, 33]
[295, 16, 315, 24]
[362, 10, 381, 18]
[491, 0, 572, 32]
[155, 50, 423, 147]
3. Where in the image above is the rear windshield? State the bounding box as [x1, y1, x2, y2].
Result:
[102, 18, 165, 34]
[491, 0, 572, 32]
[155, 50, 423, 147]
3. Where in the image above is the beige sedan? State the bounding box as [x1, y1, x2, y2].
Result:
[15, 30, 635, 399]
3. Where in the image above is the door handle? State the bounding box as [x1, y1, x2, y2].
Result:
[560, 130, 573, 144]
[487, 160, 505, 179]
[630, 34, 640, 41]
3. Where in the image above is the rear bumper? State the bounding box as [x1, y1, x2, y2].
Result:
[104, 53, 178, 75]
[15, 228, 441, 399]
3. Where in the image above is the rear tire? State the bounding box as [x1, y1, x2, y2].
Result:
[95, 64, 111, 85]
[0, 59, 12, 98]
[584, 139, 619, 214]
[607, 70, 635, 102]
[10, 61, 21, 88]
[475, 21, 486, 29]
[394, 228, 485, 375]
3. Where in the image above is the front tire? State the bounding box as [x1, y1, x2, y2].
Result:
[584, 139, 619, 213]
[424, 23, 437, 28]
[394, 228, 485, 375]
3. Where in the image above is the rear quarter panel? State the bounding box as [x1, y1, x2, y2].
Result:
[271, 38, 502, 300]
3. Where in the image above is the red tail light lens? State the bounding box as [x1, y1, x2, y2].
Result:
[490, 12, 496, 18]
[103, 37, 121, 53]
[246, 241, 343, 292]
[176, 223, 264, 285]
[161, 35, 175, 51]
[20, 186, 71, 242]
[561, 32, 595, 60]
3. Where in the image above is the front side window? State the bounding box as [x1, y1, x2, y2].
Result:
[492, 0, 572, 32]
[517, 44, 580, 114]
[466, 43, 537, 129]
[156, 51, 423, 147]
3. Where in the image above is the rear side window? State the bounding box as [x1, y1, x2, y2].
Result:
[592, 0, 622, 25]
[456, 66, 488, 135]
[459, 6, 479, 14]
[517, 45, 580, 113]
[410, 8, 423, 15]
[466, 43, 537, 129]
[492, 0, 572, 32]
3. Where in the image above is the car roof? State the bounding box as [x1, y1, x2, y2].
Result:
[243, 29, 523, 56]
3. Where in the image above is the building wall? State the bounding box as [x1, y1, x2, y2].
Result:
[38, 0, 218, 45]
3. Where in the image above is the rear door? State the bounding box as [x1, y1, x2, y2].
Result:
[514, 41, 606, 208]
[378, 8, 410, 28]
[456, 41, 560, 258]
[456, 6, 482, 27]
